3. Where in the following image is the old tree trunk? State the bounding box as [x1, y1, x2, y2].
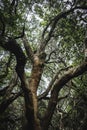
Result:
[0, 1, 87, 130]
[1, 36, 87, 130]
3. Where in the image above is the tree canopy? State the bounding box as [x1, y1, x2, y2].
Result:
[0, 0, 87, 130]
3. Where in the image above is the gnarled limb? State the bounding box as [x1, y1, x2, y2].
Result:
[39, 5, 87, 53]
[42, 61, 87, 130]
[0, 38, 35, 130]
[0, 90, 23, 114]
[38, 66, 72, 100]
[0, 37, 44, 130]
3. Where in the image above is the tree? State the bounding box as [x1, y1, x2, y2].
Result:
[0, 0, 87, 130]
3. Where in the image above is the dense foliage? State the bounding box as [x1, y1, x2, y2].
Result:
[0, 0, 87, 130]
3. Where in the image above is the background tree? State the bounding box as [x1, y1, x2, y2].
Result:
[0, 0, 87, 130]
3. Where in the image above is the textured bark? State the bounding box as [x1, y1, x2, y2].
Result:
[1, 36, 87, 130]
[42, 62, 87, 130]
[29, 53, 46, 130]
[0, 38, 35, 130]
[0, 38, 42, 130]
[41, 88, 58, 130]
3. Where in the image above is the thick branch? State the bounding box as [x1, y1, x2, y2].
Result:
[0, 38, 26, 79]
[38, 66, 72, 100]
[0, 90, 23, 114]
[52, 63, 87, 92]
[0, 37, 35, 129]
[43, 5, 87, 39]
[39, 5, 87, 52]
[42, 61, 87, 130]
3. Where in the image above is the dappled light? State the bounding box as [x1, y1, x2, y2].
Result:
[0, 0, 87, 130]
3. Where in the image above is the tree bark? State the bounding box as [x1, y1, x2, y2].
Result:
[28, 53, 46, 130]
[42, 62, 87, 130]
